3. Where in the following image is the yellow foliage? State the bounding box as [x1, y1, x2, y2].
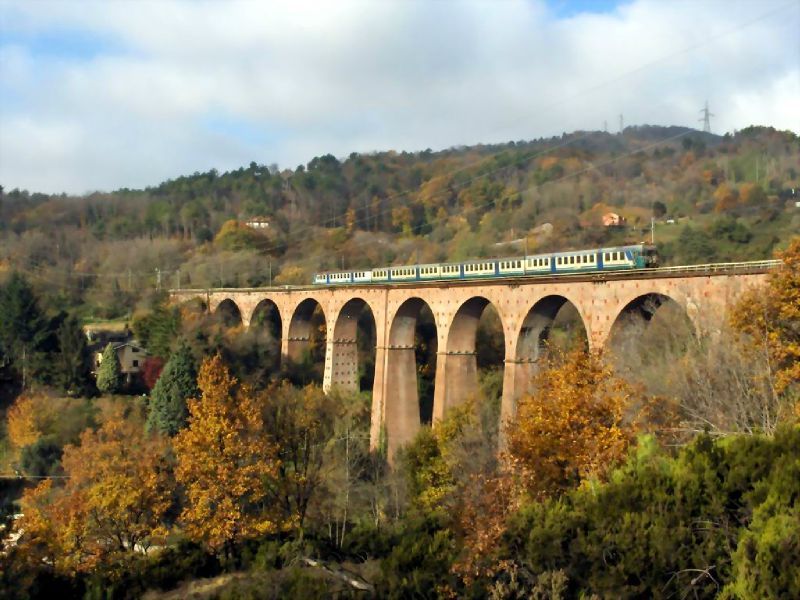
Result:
[174, 354, 279, 552]
[17, 419, 173, 573]
[730, 237, 800, 396]
[539, 156, 559, 170]
[417, 175, 452, 210]
[506, 349, 635, 499]
[273, 264, 308, 285]
[6, 395, 42, 449]
[713, 183, 739, 213]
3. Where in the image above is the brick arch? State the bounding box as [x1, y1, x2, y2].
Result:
[213, 298, 243, 327]
[384, 297, 438, 460]
[286, 297, 327, 366]
[500, 294, 588, 433]
[435, 296, 506, 421]
[208, 295, 241, 317]
[324, 297, 377, 393]
[607, 291, 695, 352]
[515, 294, 588, 361]
[249, 298, 283, 338]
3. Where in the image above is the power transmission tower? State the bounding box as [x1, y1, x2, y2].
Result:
[618, 114, 624, 134]
[699, 100, 714, 133]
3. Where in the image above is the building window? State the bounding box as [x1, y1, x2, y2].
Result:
[132, 360, 139, 367]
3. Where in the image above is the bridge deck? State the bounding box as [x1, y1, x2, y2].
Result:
[170, 259, 780, 294]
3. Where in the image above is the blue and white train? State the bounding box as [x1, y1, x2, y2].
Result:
[313, 244, 658, 285]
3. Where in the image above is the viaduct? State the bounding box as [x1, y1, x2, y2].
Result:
[169, 262, 776, 460]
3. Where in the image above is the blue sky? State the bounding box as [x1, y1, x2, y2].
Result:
[0, 0, 797, 194]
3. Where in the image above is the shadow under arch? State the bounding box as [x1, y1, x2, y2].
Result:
[437, 296, 506, 423]
[384, 297, 438, 460]
[286, 297, 327, 385]
[248, 298, 283, 378]
[328, 297, 377, 393]
[516, 295, 588, 363]
[214, 298, 243, 328]
[607, 293, 695, 366]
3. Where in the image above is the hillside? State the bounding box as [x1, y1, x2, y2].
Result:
[0, 124, 797, 321]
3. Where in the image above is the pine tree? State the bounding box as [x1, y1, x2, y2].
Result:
[95, 342, 122, 394]
[54, 314, 91, 395]
[147, 343, 197, 435]
[0, 272, 50, 387]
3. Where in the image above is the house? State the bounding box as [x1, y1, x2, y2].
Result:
[602, 212, 626, 227]
[93, 341, 148, 378]
[244, 216, 270, 230]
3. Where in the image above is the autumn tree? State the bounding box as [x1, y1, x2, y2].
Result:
[173, 354, 279, 554]
[146, 342, 197, 436]
[730, 236, 800, 399]
[95, 343, 122, 394]
[713, 183, 739, 213]
[261, 382, 336, 532]
[16, 417, 173, 573]
[506, 348, 636, 499]
[6, 394, 42, 450]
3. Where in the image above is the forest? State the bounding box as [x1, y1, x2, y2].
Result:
[0, 124, 799, 598]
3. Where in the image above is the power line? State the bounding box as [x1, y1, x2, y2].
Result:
[699, 100, 715, 133]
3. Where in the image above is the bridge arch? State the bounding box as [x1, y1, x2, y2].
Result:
[607, 292, 695, 362]
[501, 294, 588, 427]
[250, 298, 283, 338]
[286, 297, 327, 384]
[435, 296, 506, 422]
[384, 297, 438, 459]
[248, 298, 283, 376]
[214, 298, 243, 328]
[325, 297, 377, 393]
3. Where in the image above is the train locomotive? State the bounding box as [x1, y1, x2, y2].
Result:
[313, 244, 659, 285]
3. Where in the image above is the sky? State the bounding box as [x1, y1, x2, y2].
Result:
[0, 0, 798, 195]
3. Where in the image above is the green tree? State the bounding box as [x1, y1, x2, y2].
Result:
[54, 314, 91, 395]
[652, 200, 667, 218]
[95, 343, 122, 394]
[146, 343, 198, 436]
[132, 301, 181, 359]
[0, 272, 51, 388]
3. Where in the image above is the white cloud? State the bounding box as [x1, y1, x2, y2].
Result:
[0, 0, 798, 193]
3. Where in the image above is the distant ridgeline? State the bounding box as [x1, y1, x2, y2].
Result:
[0, 124, 796, 319]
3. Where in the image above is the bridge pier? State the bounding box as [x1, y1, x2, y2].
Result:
[323, 338, 359, 393]
[433, 351, 478, 422]
[500, 358, 536, 437]
[381, 346, 421, 462]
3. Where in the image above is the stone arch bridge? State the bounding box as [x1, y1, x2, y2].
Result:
[170, 262, 775, 459]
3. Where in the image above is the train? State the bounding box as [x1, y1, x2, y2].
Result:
[312, 244, 659, 285]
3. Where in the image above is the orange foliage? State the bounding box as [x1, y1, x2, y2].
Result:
[6, 395, 41, 449]
[739, 182, 767, 206]
[17, 419, 173, 573]
[506, 349, 636, 499]
[173, 354, 279, 553]
[452, 349, 645, 586]
[714, 183, 739, 213]
[539, 156, 559, 170]
[730, 237, 800, 396]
